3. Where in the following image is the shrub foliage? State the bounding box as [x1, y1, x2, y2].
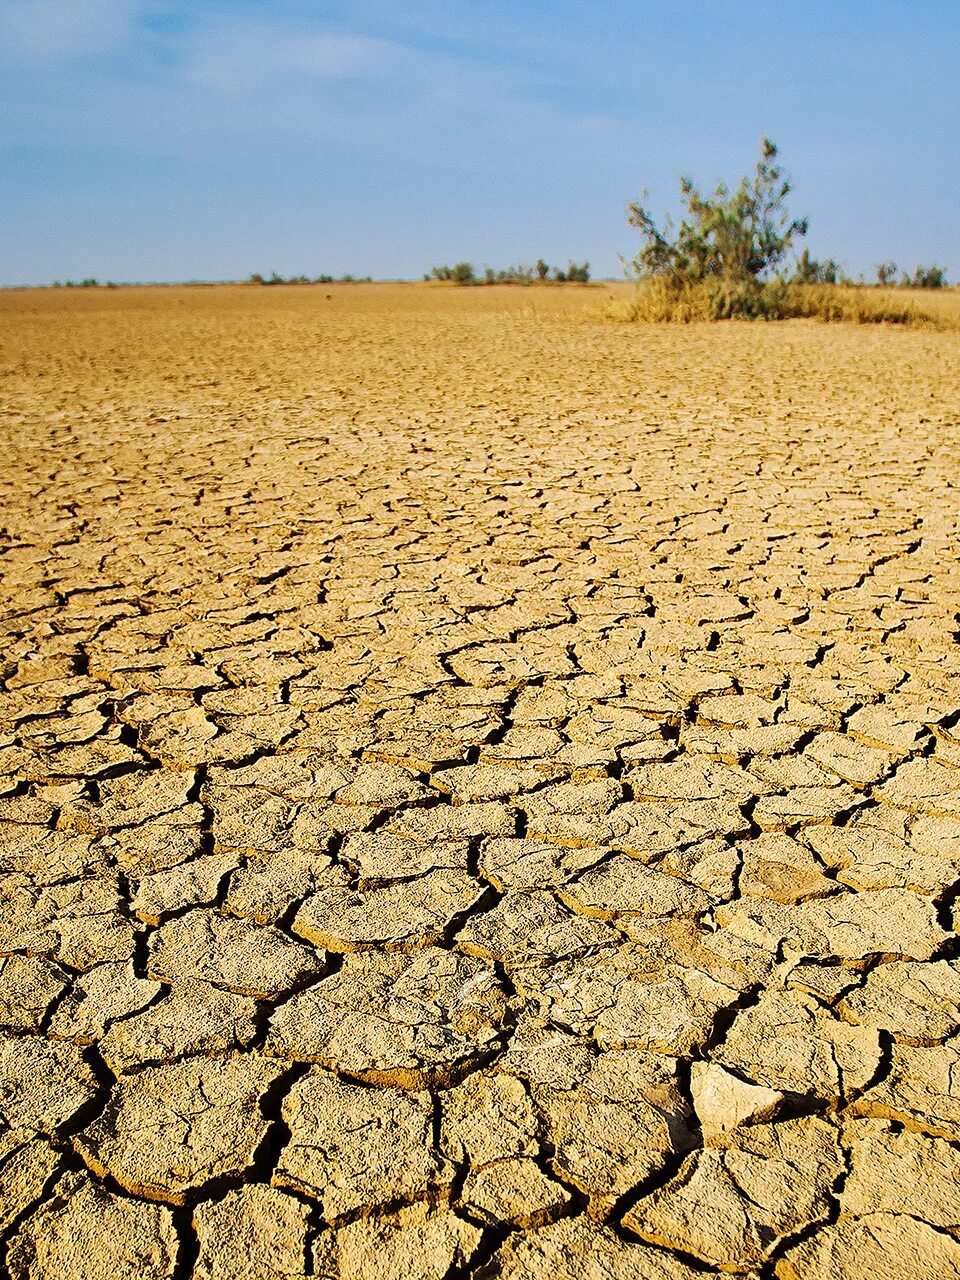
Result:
[626, 138, 807, 316]
[619, 138, 951, 322]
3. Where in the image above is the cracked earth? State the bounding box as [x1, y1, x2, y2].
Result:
[1, 282, 960, 1278]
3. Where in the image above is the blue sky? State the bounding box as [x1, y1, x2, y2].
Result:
[1, 0, 957, 284]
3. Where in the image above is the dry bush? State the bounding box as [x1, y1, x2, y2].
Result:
[594, 279, 951, 328]
[786, 284, 925, 325]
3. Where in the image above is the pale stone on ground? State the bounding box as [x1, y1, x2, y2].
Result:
[690, 1062, 784, 1138]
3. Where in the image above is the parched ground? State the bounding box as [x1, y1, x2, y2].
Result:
[1, 282, 960, 1279]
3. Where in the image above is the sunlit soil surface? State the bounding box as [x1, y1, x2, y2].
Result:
[1, 281, 960, 1279]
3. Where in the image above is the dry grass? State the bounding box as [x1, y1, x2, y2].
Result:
[593, 278, 958, 328]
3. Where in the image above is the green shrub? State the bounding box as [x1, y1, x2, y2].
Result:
[564, 261, 590, 283]
[792, 250, 840, 284]
[627, 138, 807, 305]
[907, 264, 948, 289]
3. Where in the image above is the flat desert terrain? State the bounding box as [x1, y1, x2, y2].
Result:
[2, 282, 960, 1279]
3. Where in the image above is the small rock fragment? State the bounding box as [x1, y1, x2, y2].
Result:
[690, 1062, 784, 1139]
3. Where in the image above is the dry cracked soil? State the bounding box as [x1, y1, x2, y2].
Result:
[1, 280, 960, 1279]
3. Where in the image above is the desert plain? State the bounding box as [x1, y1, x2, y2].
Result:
[1, 281, 960, 1279]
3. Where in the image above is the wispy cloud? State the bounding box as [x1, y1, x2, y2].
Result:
[186, 25, 417, 92]
[0, 0, 135, 56]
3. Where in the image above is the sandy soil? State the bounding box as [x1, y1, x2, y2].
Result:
[2, 282, 960, 1278]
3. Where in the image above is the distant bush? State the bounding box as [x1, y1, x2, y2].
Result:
[247, 272, 370, 286]
[555, 261, 591, 283]
[428, 262, 477, 284]
[791, 249, 840, 285]
[428, 260, 589, 285]
[875, 261, 898, 286]
[905, 264, 948, 289]
[616, 138, 953, 324]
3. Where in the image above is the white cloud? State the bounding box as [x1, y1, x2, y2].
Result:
[0, 0, 134, 56]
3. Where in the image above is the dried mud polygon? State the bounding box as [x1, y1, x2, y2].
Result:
[2, 282, 960, 1277]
